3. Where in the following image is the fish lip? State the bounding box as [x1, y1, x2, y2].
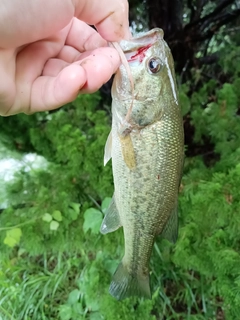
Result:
[119, 28, 164, 53]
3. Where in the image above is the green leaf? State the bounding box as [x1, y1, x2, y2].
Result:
[85, 292, 99, 312]
[70, 202, 80, 213]
[4, 236, 17, 248]
[59, 304, 72, 320]
[83, 208, 103, 234]
[68, 208, 79, 221]
[67, 202, 80, 222]
[3, 228, 22, 248]
[72, 302, 83, 315]
[103, 259, 119, 275]
[52, 210, 62, 221]
[67, 289, 80, 305]
[18, 248, 26, 257]
[179, 91, 191, 116]
[89, 312, 102, 320]
[50, 221, 59, 231]
[101, 197, 112, 212]
[42, 213, 52, 222]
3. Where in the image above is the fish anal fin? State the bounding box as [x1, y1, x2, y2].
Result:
[104, 130, 112, 166]
[161, 205, 178, 243]
[100, 196, 121, 234]
[109, 261, 151, 300]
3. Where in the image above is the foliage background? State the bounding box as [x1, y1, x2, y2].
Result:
[0, 1, 240, 319]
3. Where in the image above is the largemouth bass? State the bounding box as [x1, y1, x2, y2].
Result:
[101, 28, 184, 300]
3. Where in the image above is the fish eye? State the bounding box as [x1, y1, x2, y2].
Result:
[147, 57, 162, 74]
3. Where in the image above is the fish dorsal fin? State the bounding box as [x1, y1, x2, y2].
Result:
[161, 205, 178, 243]
[104, 130, 112, 166]
[100, 196, 122, 234]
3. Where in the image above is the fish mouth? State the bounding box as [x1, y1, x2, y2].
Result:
[119, 28, 164, 62]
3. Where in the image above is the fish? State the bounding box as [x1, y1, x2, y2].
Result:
[101, 28, 184, 300]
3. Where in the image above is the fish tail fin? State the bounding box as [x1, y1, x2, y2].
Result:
[109, 261, 151, 300]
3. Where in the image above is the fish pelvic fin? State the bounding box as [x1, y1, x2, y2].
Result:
[100, 196, 122, 234]
[104, 130, 112, 166]
[161, 204, 178, 243]
[109, 262, 151, 300]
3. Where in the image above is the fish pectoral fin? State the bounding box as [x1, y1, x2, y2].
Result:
[100, 196, 122, 234]
[119, 133, 136, 170]
[104, 130, 112, 166]
[109, 261, 151, 300]
[161, 205, 178, 243]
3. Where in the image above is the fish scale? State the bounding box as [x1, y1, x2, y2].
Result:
[101, 28, 184, 300]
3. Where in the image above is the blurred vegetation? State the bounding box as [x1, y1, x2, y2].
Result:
[1, 1, 240, 320]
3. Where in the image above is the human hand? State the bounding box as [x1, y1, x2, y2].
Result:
[0, 0, 130, 116]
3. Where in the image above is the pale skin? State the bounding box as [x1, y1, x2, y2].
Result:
[0, 0, 130, 116]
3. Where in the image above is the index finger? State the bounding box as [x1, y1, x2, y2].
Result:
[74, 0, 130, 41]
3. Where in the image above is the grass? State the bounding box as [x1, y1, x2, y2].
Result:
[0, 252, 83, 320]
